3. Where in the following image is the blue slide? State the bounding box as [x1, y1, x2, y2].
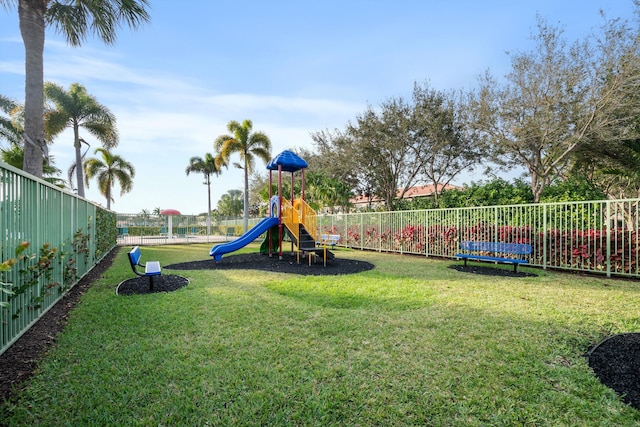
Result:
[210, 217, 280, 261]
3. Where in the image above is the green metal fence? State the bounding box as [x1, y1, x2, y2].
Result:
[317, 199, 640, 278]
[1, 162, 115, 356]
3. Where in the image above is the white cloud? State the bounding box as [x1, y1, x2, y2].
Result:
[32, 45, 363, 214]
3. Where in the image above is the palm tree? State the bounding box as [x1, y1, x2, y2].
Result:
[0, 0, 150, 178]
[83, 147, 135, 210]
[0, 94, 21, 147]
[0, 144, 65, 186]
[139, 209, 150, 226]
[214, 119, 272, 232]
[185, 153, 225, 235]
[44, 82, 118, 197]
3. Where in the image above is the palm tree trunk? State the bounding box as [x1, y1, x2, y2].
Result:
[105, 176, 112, 210]
[206, 178, 212, 236]
[74, 124, 86, 197]
[19, 0, 47, 178]
[243, 168, 249, 233]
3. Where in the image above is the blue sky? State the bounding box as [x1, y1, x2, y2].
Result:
[0, 1, 636, 215]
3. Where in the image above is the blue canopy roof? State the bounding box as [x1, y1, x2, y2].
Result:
[266, 150, 308, 172]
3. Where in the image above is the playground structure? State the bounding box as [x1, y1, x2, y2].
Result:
[209, 150, 335, 264]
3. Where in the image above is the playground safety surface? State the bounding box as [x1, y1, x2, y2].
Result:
[165, 251, 375, 276]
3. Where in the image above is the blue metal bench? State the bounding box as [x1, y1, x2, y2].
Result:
[455, 241, 532, 273]
[127, 246, 161, 290]
[316, 234, 341, 247]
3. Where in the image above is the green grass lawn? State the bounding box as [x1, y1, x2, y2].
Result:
[2, 243, 640, 426]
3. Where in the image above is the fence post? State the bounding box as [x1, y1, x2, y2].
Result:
[606, 200, 611, 278]
[378, 212, 382, 252]
[543, 204, 547, 270]
[360, 212, 364, 249]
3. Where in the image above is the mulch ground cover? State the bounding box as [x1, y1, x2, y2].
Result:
[1, 248, 638, 413]
[164, 251, 375, 276]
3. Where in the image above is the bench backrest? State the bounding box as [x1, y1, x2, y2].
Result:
[128, 246, 141, 266]
[319, 234, 341, 244]
[461, 241, 532, 255]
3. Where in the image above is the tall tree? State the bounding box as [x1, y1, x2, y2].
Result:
[348, 97, 416, 211]
[470, 15, 640, 202]
[83, 147, 135, 210]
[0, 0, 150, 178]
[44, 82, 118, 197]
[214, 119, 271, 232]
[411, 82, 484, 204]
[185, 153, 224, 235]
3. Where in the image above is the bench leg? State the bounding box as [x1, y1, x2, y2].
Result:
[513, 264, 518, 273]
[149, 275, 154, 291]
[463, 259, 468, 268]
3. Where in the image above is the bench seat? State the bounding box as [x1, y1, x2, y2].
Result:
[455, 241, 532, 273]
[144, 261, 162, 275]
[128, 246, 162, 290]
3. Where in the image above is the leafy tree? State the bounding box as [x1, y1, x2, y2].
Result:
[83, 147, 135, 210]
[185, 153, 224, 234]
[571, 130, 640, 199]
[0, 0, 150, 178]
[214, 119, 271, 232]
[434, 178, 534, 208]
[347, 96, 416, 211]
[411, 82, 484, 204]
[217, 189, 243, 217]
[44, 82, 118, 197]
[470, 15, 640, 202]
[306, 171, 353, 213]
[539, 177, 606, 202]
[311, 82, 482, 211]
[305, 131, 360, 193]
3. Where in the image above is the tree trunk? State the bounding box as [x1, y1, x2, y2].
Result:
[105, 176, 112, 210]
[206, 177, 212, 235]
[74, 123, 85, 197]
[19, 0, 47, 178]
[243, 167, 249, 233]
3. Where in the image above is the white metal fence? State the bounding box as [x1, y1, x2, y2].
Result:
[317, 199, 640, 278]
[115, 213, 262, 246]
[116, 199, 640, 278]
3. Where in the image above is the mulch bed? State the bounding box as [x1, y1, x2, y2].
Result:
[116, 275, 189, 295]
[448, 264, 538, 277]
[165, 251, 375, 276]
[587, 333, 640, 410]
[1, 248, 638, 413]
